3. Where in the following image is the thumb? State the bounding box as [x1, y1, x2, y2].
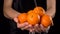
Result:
[14, 17, 19, 23]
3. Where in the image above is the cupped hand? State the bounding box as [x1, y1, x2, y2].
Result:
[32, 15, 54, 33]
[40, 24, 50, 33]
[13, 17, 33, 31]
[33, 24, 50, 33]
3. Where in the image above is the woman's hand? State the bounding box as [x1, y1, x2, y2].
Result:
[40, 24, 50, 33]
[13, 17, 33, 31]
[33, 15, 54, 33]
[33, 24, 51, 33]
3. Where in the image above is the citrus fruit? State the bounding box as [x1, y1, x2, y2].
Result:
[33, 6, 45, 16]
[27, 11, 40, 25]
[27, 10, 33, 14]
[41, 14, 52, 28]
[18, 13, 27, 23]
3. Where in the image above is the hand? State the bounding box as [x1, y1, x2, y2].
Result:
[40, 24, 50, 33]
[13, 17, 33, 31]
[33, 24, 50, 33]
[33, 24, 41, 32]
[33, 15, 54, 33]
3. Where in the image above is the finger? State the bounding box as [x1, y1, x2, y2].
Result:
[21, 25, 32, 30]
[29, 29, 33, 32]
[34, 24, 41, 32]
[50, 16, 54, 26]
[26, 26, 34, 32]
[29, 29, 34, 32]
[27, 26, 33, 31]
[14, 17, 19, 23]
[34, 24, 38, 32]
[17, 22, 28, 28]
[45, 26, 50, 33]
[40, 24, 44, 31]
[40, 24, 47, 32]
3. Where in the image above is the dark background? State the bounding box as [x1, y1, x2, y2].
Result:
[0, 0, 59, 34]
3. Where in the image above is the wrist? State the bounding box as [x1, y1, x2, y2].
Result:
[12, 13, 20, 20]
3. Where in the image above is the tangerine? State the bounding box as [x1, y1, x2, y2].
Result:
[33, 6, 45, 16]
[27, 10, 33, 14]
[18, 13, 27, 23]
[27, 11, 40, 25]
[41, 14, 52, 28]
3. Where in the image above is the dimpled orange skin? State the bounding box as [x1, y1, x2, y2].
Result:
[27, 10, 39, 25]
[18, 13, 27, 24]
[41, 14, 52, 28]
[33, 6, 45, 16]
[27, 10, 33, 14]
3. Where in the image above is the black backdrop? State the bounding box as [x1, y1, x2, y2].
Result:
[0, 0, 10, 34]
[0, 0, 59, 34]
